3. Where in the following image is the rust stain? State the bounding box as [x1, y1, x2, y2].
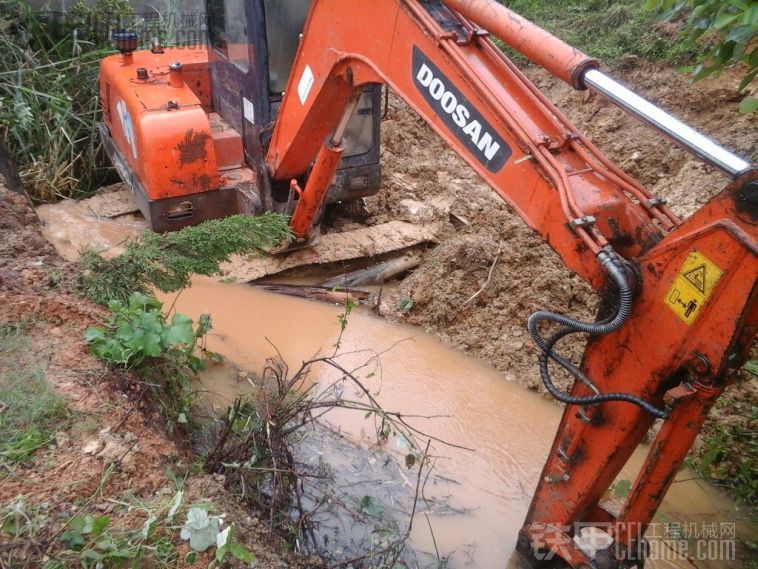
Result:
[177, 129, 210, 166]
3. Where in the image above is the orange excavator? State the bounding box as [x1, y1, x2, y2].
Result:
[99, 0, 757, 567]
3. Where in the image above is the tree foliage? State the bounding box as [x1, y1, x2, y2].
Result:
[646, 0, 758, 112]
[81, 213, 292, 304]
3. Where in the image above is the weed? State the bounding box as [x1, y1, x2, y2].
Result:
[85, 292, 207, 369]
[687, 406, 757, 509]
[647, 0, 757, 113]
[179, 507, 254, 562]
[0, 490, 252, 568]
[81, 212, 292, 304]
[0, 0, 131, 202]
[334, 294, 357, 351]
[85, 292, 217, 429]
[0, 323, 69, 468]
[397, 296, 414, 313]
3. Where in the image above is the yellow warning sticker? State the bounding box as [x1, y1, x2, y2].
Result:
[664, 250, 723, 325]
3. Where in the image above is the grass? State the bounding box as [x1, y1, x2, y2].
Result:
[0, 323, 70, 468]
[689, 404, 757, 510]
[0, 480, 253, 567]
[502, 0, 704, 64]
[0, 0, 126, 202]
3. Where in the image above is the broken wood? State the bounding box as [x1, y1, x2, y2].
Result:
[321, 253, 421, 288]
[250, 283, 369, 304]
[222, 220, 438, 282]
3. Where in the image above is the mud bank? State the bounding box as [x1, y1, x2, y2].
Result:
[0, 181, 317, 568]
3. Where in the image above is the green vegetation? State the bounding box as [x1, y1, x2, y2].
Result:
[85, 292, 217, 428]
[503, 0, 704, 63]
[1, 489, 253, 567]
[505, 0, 756, 111]
[646, 0, 757, 112]
[0, 0, 129, 202]
[689, 405, 757, 508]
[0, 323, 70, 468]
[397, 296, 414, 313]
[81, 213, 293, 304]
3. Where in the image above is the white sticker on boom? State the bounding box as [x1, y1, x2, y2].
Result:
[243, 97, 255, 124]
[297, 64, 314, 105]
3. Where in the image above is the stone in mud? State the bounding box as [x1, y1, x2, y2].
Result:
[398, 199, 435, 222]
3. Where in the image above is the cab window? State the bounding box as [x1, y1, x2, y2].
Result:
[264, 0, 310, 94]
[208, 0, 250, 72]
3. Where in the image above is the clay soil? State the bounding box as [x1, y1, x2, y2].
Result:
[0, 183, 319, 568]
[370, 62, 756, 464]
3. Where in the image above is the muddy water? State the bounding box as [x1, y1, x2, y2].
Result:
[36, 198, 145, 262]
[35, 203, 756, 568]
[164, 278, 756, 569]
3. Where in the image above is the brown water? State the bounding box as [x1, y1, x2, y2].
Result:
[164, 278, 757, 569]
[37, 203, 756, 568]
[36, 199, 146, 262]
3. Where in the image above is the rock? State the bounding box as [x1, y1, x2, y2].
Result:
[82, 438, 104, 455]
[55, 431, 70, 449]
[398, 199, 435, 222]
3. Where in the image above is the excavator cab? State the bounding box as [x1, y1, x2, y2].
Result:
[98, 0, 381, 232]
[205, 0, 381, 204]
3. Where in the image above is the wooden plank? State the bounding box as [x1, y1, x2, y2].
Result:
[250, 283, 369, 304]
[221, 221, 438, 282]
[83, 185, 140, 218]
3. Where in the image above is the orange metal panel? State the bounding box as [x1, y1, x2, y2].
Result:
[99, 48, 219, 200]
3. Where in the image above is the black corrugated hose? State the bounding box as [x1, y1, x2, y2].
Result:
[526, 250, 669, 420]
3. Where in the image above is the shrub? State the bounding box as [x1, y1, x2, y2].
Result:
[646, 0, 758, 112]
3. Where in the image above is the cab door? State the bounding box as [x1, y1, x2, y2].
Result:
[206, 0, 259, 165]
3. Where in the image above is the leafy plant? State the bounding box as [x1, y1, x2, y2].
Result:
[397, 297, 414, 313]
[179, 507, 220, 552]
[85, 292, 216, 427]
[360, 495, 385, 518]
[179, 508, 254, 562]
[55, 495, 181, 567]
[81, 213, 292, 305]
[503, 0, 704, 64]
[646, 0, 758, 112]
[609, 478, 632, 499]
[85, 292, 207, 369]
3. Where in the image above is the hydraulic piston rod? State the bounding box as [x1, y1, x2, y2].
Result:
[582, 69, 750, 178]
[442, 0, 751, 178]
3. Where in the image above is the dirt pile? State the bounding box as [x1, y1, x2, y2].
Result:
[0, 179, 316, 568]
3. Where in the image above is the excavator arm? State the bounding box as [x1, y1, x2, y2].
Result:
[266, 1, 757, 567]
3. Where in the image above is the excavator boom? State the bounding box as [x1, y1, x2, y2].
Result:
[265, 1, 757, 566]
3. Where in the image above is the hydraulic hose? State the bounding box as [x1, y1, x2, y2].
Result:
[527, 250, 669, 419]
